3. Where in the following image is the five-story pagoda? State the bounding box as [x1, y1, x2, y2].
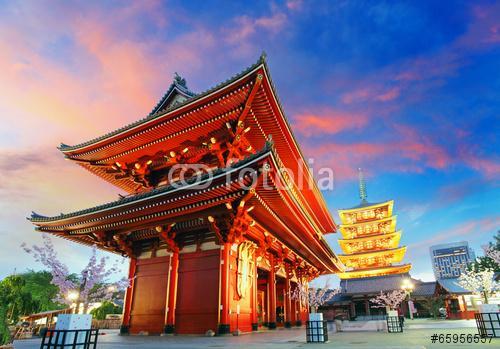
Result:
[337, 170, 411, 279]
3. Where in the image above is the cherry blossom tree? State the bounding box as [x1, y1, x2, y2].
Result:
[370, 290, 407, 311]
[290, 279, 340, 313]
[458, 268, 498, 304]
[22, 234, 129, 313]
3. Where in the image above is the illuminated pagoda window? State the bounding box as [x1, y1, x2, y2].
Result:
[337, 169, 411, 279]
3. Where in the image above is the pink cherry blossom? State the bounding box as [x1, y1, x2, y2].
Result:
[22, 234, 131, 312]
[370, 290, 406, 310]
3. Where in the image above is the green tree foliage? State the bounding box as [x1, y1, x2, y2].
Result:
[0, 271, 65, 324]
[0, 275, 39, 323]
[0, 286, 12, 345]
[21, 270, 62, 312]
[89, 301, 122, 320]
[428, 296, 445, 319]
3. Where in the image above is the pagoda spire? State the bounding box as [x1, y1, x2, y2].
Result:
[358, 168, 367, 204]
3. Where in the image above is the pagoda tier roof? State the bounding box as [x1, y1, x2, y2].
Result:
[56, 54, 335, 235]
[338, 200, 394, 215]
[339, 215, 397, 229]
[338, 246, 407, 261]
[338, 231, 402, 254]
[339, 217, 397, 240]
[338, 264, 412, 280]
[338, 230, 401, 244]
[29, 145, 342, 274]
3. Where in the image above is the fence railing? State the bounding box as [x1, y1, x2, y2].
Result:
[306, 320, 328, 343]
[386, 316, 404, 333]
[475, 313, 500, 338]
[40, 328, 99, 349]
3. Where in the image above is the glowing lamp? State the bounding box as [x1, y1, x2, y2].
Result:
[170, 151, 176, 158]
[67, 291, 79, 301]
[155, 226, 163, 233]
[246, 206, 254, 212]
[225, 202, 233, 210]
[146, 160, 153, 165]
[207, 216, 215, 223]
[182, 147, 189, 153]
[210, 137, 216, 144]
[401, 278, 414, 291]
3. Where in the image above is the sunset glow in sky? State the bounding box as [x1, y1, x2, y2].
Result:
[0, 0, 499, 284]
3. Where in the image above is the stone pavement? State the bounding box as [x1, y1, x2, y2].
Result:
[13, 320, 498, 349]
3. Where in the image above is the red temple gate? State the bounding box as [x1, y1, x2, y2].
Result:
[30, 55, 343, 335]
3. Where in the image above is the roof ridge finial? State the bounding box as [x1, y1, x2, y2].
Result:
[358, 168, 367, 204]
[173, 72, 187, 87]
[259, 51, 267, 63]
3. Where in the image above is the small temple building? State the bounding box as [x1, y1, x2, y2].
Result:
[29, 55, 343, 335]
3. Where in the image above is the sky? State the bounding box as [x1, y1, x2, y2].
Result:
[0, 0, 498, 286]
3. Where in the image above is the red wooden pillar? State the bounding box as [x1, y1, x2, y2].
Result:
[251, 253, 258, 331]
[296, 282, 303, 326]
[218, 242, 231, 334]
[268, 255, 277, 329]
[164, 251, 179, 334]
[462, 295, 469, 320]
[364, 297, 371, 315]
[121, 257, 136, 334]
[284, 265, 292, 328]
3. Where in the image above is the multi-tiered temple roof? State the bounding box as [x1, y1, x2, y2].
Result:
[336, 170, 411, 279]
[29, 55, 342, 275]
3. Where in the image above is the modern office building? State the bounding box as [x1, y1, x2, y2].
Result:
[430, 242, 476, 279]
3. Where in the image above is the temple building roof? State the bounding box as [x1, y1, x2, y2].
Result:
[340, 273, 411, 295]
[412, 282, 438, 297]
[58, 56, 266, 153]
[52, 54, 335, 236]
[30, 145, 272, 224]
[437, 278, 471, 295]
[30, 142, 343, 274]
[148, 73, 196, 116]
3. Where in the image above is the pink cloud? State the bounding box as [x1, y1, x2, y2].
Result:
[392, 124, 451, 169]
[286, 0, 303, 11]
[224, 12, 287, 45]
[336, 2, 500, 110]
[341, 86, 401, 104]
[407, 216, 500, 258]
[292, 108, 368, 136]
[297, 122, 453, 179]
[374, 87, 400, 102]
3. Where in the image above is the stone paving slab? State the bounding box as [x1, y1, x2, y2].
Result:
[13, 324, 499, 349]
